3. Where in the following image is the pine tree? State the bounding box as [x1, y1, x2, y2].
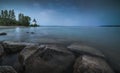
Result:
[1, 10, 4, 18]
[11, 10, 16, 20]
[4, 10, 8, 18]
[8, 10, 11, 19]
[18, 13, 24, 23]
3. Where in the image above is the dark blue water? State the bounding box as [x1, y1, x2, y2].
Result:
[0, 26, 120, 72]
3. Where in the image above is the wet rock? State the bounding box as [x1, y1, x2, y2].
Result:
[13, 62, 24, 73]
[26, 32, 29, 33]
[0, 32, 7, 36]
[19, 45, 44, 65]
[31, 32, 34, 34]
[0, 44, 4, 57]
[74, 55, 115, 73]
[2, 41, 35, 53]
[67, 43, 105, 58]
[0, 53, 22, 73]
[24, 45, 75, 73]
[26, 32, 35, 34]
[0, 66, 17, 73]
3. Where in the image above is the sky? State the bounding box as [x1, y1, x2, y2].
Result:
[0, 0, 120, 26]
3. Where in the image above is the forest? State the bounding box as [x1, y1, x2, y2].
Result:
[0, 10, 37, 26]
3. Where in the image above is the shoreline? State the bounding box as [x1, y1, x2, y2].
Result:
[0, 41, 117, 73]
[0, 26, 26, 29]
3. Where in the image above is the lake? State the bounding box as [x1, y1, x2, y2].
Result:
[0, 26, 120, 72]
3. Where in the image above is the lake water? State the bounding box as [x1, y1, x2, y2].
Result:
[0, 26, 120, 72]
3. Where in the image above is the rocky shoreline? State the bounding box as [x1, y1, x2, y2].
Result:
[0, 41, 115, 73]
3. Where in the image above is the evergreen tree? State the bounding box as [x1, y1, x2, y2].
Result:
[11, 10, 16, 20]
[23, 16, 31, 26]
[18, 13, 31, 26]
[1, 10, 4, 18]
[4, 10, 8, 18]
[8, 10, 12, 19]
[18, 13, 24, 25]
[0, 14, 1, 18]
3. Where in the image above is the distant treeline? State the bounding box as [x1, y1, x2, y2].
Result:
[0, 10, 36, 26]
[100, 25, 120, 27]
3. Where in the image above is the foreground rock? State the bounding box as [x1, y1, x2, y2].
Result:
[0, 66, 17, 73]
[74, 55, 115, 73]
[2, 41, 35, 53]
[0, 32, 7, 36]
[24, 45, 75, 73]
[0, 44, 4, 57]
[68, 43, 105, 58]
[19, 45, 44, 65]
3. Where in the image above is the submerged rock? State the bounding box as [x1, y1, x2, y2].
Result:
[0, 32, 7, 36]
[24, 45, 75, 73]
[2, 41, 26, 53]
[26, 32, 29, 33]
[74, 55, 115, 73]
[26, 32, 35, 34]
[0, 44, 4, 57]
[19, 45, 44, 65]
[31, 32, 35, 34]
[2, 41, 35, 53]
[0, 66, 17, 73]
[67, 43, 105, 58]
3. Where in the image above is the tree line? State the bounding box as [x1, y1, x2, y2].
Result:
[0, 10, 36, 26]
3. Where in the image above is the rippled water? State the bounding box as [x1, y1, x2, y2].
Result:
[0, 26, 120, 72]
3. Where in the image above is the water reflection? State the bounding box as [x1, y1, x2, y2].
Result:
[15, 27, 20, 33]
[15, 27, 21, 41]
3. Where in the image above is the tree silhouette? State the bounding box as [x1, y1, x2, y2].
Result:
[0, 9, 32, 26]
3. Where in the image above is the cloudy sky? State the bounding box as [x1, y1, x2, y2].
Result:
[0, 0, 120, 26]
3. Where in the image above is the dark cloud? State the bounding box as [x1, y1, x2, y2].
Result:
[0, 0, 120, 26]
[0, 0, 120, 10]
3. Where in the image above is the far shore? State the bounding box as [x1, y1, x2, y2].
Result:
[0, 26, 26, 29]
[0, 26, 39, 29]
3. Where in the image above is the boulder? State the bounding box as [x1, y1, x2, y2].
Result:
[0, 66, 17, 73]
[24, 45, 75, 73]
[19, 45, 44, 65]
[2, 41, 35, 53]
[67, 43, 105, 58]
[74, 55, 115, 73]
[0, 32, 7, 36]
[0, 44, 4, 57]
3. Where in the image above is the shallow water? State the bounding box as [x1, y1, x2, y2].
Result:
[0, 26, 120, 72]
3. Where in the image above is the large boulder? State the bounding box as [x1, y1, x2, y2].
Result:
[19, 45, 44, 65]
[74, 55, 115, 73]
[2, 41, 35, 53]
[0, 66, 17, 73]
[24, 45, 75, 73]
[0, 44, 4, 57]
[67, 43, 105, 58]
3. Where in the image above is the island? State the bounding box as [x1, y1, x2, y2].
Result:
[0, 10, 39, 27]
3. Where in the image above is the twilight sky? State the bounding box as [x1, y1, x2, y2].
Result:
[0, 0, 120, 26]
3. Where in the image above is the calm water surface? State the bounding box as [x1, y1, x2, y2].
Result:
[0, 26, 120, 72]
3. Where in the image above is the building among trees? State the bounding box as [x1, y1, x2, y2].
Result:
[30, 18, 39, 27]
[33, 19, 37, 25]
